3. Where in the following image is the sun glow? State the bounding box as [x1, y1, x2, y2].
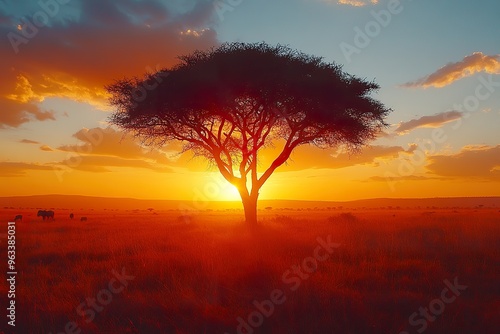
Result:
[202, 173, 242, 201]
[219, 184, 241, 201]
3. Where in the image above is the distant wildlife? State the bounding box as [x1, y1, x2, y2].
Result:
[37, 210, 54, 220]
[70, 213, 74, 219]
[14, 215, 22, 222]
[80, 217, 87, 222]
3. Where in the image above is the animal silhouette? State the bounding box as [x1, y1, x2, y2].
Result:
[37, 210, 54, 220]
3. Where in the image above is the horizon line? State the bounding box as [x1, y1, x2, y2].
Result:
[1, 194, 499, 203]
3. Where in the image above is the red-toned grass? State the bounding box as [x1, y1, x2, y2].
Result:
[0, 209, 499, 333]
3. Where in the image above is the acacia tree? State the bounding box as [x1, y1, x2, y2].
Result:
[107, 42, 391, 225]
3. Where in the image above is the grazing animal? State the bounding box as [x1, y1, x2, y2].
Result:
[14, 215, 22, 222]
[80, 217, 87, 222]
[70, 213, 74, 219]
[37, 210, 54, 220]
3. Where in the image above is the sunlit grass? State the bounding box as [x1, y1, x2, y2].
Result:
[1, 208, 498, 333]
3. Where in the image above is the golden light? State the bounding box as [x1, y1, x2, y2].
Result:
[193, 173, 242, 202]
[179, 28, 208, 38]
[221, 184, 241, 201]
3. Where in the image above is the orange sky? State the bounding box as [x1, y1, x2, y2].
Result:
[1, 0, 499, 202]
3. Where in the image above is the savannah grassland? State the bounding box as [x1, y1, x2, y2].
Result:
[1, 206, 499, 334]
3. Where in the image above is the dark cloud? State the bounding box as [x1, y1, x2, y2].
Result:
[0, 0, 219, 128]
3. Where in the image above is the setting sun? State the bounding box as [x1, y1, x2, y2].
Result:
[219, 183, 241, 201]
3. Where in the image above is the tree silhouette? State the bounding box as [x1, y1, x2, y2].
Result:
[107, 42, 391, 225]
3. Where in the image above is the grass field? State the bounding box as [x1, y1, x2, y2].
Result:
[1, 208, 499, 334]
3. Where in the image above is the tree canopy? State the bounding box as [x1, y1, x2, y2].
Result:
[107, 42, 391, 224]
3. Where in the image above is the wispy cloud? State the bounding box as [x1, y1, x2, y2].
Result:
[19, 139, 39, 144]
[367, 175, 441, 182]
[403, 52, 500, 88]
[426, 145, 500, 180]
[56, 155, 171, 173]
[0, 162, 54, 177]
[395, 111, 463, 134]
[260, 144, 413, 172]
[334, 0, 379, 7]
[53, 127, 175, 172]
[40, 145, 54, 152]
[0, 127, 179, 177]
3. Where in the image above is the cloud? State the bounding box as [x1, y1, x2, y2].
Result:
[53, 127, 176, 172]
[367, 175, 441, 182]
[261, 144, 414, 172]
[0, 162, 54, 177]
[403, 52, 500, 88]
[394, 111, 463, 134]
[19, 139, 39, 144]
[40, 145, 54, 151]
[0, 96, 56, 128]
[1, 126, 185, 176]
[331, 0, 379, 6]
[426, 145, 500, 180]
[376, 129, 394, 138]
[57, 127, 173, 165]
[0, 0, 219, 128]
[406, 143, 418, 154]
[56, 155, 171, 173]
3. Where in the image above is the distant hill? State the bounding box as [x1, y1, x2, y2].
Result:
[1, 195, 499, 211]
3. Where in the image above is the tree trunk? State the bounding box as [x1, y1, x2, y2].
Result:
[241, 192, 259, 225]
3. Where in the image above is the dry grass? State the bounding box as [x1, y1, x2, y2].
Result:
[1, 208, 499, 333]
